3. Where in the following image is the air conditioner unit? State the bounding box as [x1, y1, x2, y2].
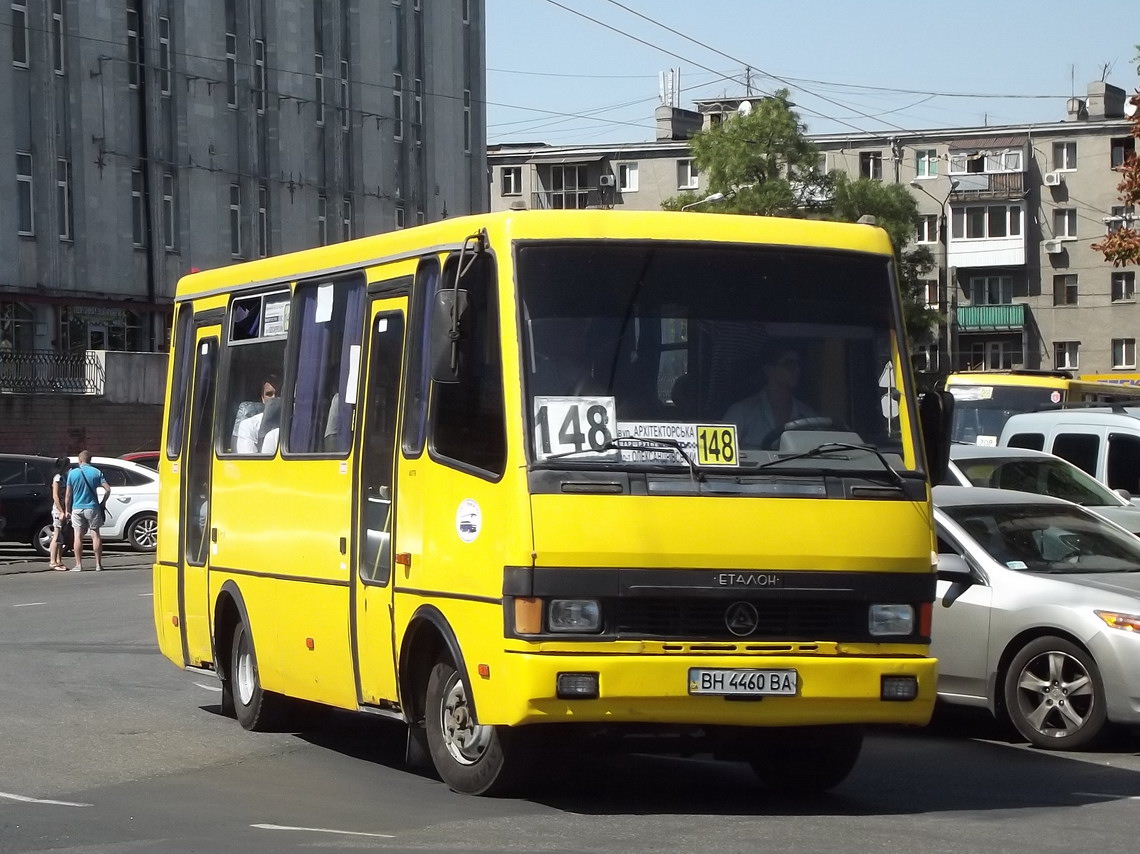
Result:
[598, 174, 616, 188]
[1044, 171, 1064, 187]
[1043, 239, 1065, 254]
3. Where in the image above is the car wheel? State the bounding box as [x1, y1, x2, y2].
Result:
[230, 620, 289, 732]
[126, 512, 158, 552]
[32, 521, 54, 557]
[1003, 636, 1108, 750]
[424, 660, 531, 796]
[749, 725, 863, 793]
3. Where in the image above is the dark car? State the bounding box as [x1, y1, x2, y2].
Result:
[0, 454, 61, 556]
[120, 451, 160, 470]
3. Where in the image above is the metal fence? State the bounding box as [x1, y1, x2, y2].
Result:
[0, 349, 105, 394]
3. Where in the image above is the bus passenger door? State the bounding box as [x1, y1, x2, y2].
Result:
[180, 329, 220, 667]
[353, 299, 407, 706]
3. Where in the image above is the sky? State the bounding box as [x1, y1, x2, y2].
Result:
[485, 0, 1140, 146]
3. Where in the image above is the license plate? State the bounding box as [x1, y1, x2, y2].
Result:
[688, 668, 797, 696]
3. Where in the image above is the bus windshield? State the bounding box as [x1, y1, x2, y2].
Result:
[948, 385, 1059, 444]
[517, 241, 914, 472]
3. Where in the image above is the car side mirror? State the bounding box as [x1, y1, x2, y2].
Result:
[1115, 488, 1133, 503]
[937, 552, 972, 580]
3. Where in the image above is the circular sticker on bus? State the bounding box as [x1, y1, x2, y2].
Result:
[1050, 391, 1062, 404]
[456, 499, 481, 543]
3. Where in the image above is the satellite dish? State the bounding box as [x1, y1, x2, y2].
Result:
[1126, 98, 1138, 118]
[737, 100, 753, 117]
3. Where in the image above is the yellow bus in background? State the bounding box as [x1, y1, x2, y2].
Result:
[154, 210, 949, 796]
[946, 370, 1135, 445]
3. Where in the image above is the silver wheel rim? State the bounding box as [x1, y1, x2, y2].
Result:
[133, 516, 158, 549]
[38, 525, 52, 552]
[440, 672, 493, 766]
[236, 634, 256, 706]
[1013, 650, 1095, 740]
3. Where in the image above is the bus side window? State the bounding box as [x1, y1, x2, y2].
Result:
[431, 253, 507, 477]
[1006, 432, 1044, 451]
[221, 292, 288, 456]
[165, 305, 195, 459]
[402, 257, 440, 458]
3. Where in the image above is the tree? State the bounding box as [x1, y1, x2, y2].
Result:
[662, 89, 830, 216]
[1092, 57, 1140, 266]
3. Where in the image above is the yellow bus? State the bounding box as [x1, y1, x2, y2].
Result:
[946, 370, 1134, 445]
[154, 210, 949, 795]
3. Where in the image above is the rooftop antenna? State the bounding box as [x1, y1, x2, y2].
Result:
[1101, 60, 1114, 82]
[658, 68, 681, 107]
[745, 66, 754, 97]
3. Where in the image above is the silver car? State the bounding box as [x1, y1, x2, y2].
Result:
[933, 485, 1140, 750]
[946, 444, 1140, 535]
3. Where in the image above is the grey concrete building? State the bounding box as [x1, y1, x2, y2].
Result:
[1, 0, 485, 364]
[487, 82, 1139, 377]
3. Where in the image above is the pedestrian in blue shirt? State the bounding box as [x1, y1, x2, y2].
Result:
[65, 450, 110, 572]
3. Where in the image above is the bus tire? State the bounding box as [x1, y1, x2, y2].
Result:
[424, 660, 529, 796]
[748, 725, 863, 794]
[230, 620, 286, 732]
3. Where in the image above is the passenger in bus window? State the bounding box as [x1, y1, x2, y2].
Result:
[235, 375, 280, 453]
[723, 345, 814, 447]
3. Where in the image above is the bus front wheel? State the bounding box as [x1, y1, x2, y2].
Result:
[230, 620, 287, 732]
[748, 725, 863, 794]
[424, 660, 531, 796]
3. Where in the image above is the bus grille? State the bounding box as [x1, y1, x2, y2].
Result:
[614, 598, 868, 641]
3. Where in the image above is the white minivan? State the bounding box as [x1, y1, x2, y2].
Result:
[999, 407, 1140, 503]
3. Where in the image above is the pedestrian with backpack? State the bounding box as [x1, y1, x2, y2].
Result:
[65, 450, 110, 572]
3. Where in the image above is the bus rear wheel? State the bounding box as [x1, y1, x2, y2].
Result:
[230, 620, 288, 732]
[424, 660, 530, 796]
[748, 725, 863, 794]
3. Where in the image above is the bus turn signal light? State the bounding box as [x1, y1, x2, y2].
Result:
[513, 597, 543, 635]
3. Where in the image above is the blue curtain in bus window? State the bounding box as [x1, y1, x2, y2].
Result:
[289, 277, 366, 454]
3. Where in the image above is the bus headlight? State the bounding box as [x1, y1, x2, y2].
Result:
[868, 604, 914, 636]
[548, 599, 602, 633]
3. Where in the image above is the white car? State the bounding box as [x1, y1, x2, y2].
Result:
[36, 456, 159, 553]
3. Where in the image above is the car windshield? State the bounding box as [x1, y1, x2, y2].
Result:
[954, 455, 1121, 507]
[943, 502, 1140, 573]
[517, 241, 917, 474]
[948, 385, 1058, 444]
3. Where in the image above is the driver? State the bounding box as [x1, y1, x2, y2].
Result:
[724, 345, 815, 447]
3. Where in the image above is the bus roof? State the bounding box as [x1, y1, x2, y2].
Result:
[173, 209, 896, 301]
[946, 370, 1130, 392]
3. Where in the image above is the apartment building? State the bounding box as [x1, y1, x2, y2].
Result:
[1, 0, 485, 360]
[487, 82, 1138, 376]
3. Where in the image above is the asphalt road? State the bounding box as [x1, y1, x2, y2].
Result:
[2, 568, 1140, 853]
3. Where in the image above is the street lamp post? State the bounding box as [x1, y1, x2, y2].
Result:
[909, 178, 960, 375]
[680, 192, 726, 212]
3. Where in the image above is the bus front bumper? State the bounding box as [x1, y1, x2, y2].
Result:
[479, 651, 938, 728]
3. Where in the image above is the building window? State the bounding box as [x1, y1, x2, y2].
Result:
[914, 149, 937, 178]
[1108, 205, 1135, 234]
[677, 159, 698, 190]
[922, 280, 939, 309]
[393, 74, 403, 140]
[258, 184, 268, 258]
[916, 214, 938, 244]
[969, 275, 1013, 305]
[131, 168, 145, 247]
[229, 183, 242, 257]
[314, 53, 324, 126]
[341, 196, 352, 241]
[12, 0, 28, 68]
[339, 58, 349, 130]
[462, 0, 469, 22]
[618, 162, 639, 192]
[126, 6, 139, 87]
[1113, 338, 1137, 370]
[317, 193, 327, 245]
[158, 17, 171, 96]
[462, 89, 471, 153]
[413, 77, 423, 146]
[859, 151, 883, 180]
[951, 204, 1022, 240]
[254, 40, 266, 114]
[543, 164, 589, 209]
[16, 151, 33, 236]
[949, 149, 1023, 174]
[1111, 137, 1136, 169]
[1112, 271, 1136, 303]
[1053, 208, 1077, 239]
[51, 0, 64, 74]
[56, 158, 72, 240]
[162, 170, 175, 249]
[225, 33, 237, 108]
[501, 166, 521, 196]
[395, 205, 405, 229]
[1053, 141, 1077, 171]
[1055, 341, 1079, 370]
[1052, 274, 1078, 306]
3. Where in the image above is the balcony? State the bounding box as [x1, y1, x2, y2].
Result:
[0, 349, 104, 394]
[530, 188, 606, 210]
[949, 171, 1026, 200]
[956, 303, 1026, 331]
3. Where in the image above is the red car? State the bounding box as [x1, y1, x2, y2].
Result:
[120, 451, 160, 470]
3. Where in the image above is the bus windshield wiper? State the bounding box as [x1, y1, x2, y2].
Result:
[755, 442, 905, 487]
[543, 436, 705, 483]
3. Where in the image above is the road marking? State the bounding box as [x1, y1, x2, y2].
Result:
[251, 823, 394, 838]
[12, 602, 46, 608]
[138, 592, 153, 597]
[193, 681, 223, 693]
[0, 791, 93, 808]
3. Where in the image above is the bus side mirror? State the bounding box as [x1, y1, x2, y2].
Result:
[429, 289, 468, 384]
[920, 390, 954, 486]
